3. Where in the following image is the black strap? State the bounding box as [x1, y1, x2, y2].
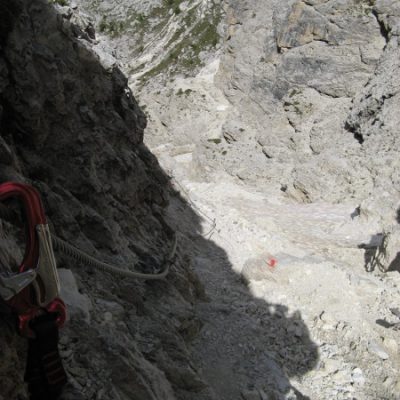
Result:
[24, 313, 67, 400]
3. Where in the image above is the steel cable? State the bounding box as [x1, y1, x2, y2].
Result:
[0, 203, 175, 280]
[52, 234, 176, 280]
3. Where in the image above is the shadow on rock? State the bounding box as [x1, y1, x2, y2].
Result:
[165, 193, 319, 399]
[360, 207, 400, 273]
[359, 233, 385, 272]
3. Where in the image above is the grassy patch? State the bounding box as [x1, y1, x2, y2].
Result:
[128, 0, 223, 81]
[142, 10, 222, 79]
[98, 12, 149, 38]
[99, 16, 127, 37]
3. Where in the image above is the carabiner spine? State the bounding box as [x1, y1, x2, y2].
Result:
[33, 224, 61, 307]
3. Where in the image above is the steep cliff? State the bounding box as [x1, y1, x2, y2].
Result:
[110, 0, 400, 224]
[72, 0, 400, 398]
[0, 1, 207, 399]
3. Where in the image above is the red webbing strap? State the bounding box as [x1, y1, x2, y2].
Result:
[0, 182, 68, 399]
[25, 313, 68, 400]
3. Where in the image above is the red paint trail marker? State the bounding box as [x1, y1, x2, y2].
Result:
[268, 258, 277, 267]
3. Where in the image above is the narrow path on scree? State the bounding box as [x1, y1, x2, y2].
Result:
[169, 179, 400, 400]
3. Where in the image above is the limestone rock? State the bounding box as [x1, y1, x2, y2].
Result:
[0, 1, 206, 399]
[241, 253, 276, 282]
[59, 268, 92, 323]
[368, 341, 389, 360]
[369, 227, 400, 272]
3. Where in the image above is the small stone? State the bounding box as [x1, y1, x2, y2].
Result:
[333, 369, 350, 384]
[351, 368, 365, 385]
[383, 337, 398, 354]
[294, 326, 303, 337]
[59, 334, 69, 345]
[322, 358, 341, 374]
[319, 312, 337, 331]
[241, 253, 276, 282]
[94, 47, 117, 72]
[0, 137, 13, 165]
[69, 376, 84, 391]
[59, 269, 92, 323]
[368, 340, 389, 360]
[104, 312, 113, 322]
[383, 376, 393, 387]
[96, 299, 125, 319]
[60, 349, 73, 359]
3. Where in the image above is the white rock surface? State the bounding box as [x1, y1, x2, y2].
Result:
[59, 268, 92, 323]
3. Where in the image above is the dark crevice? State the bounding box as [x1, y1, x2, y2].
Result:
[344, 121, 364, 144]
[0, 0, 22, 47]
[372, 8, 390, 45]
[353, 132, 364, 144]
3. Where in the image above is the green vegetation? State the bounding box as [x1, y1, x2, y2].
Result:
[142, 6, 222, 80]
[191, 18, 220, 48]
[352, 0, 376, 16]
[137, 13, 146, 23]
[98, 12, 149, 38]
[284, 99, 313, 116]
[98, 0, 223, 81]
[98, 16, 127, 37]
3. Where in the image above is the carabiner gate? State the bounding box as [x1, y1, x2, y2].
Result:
[0, 182, 66, 337]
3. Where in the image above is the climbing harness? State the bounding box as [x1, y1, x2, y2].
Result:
[0, 182, 67, 399]
[0, 181, 177, 398]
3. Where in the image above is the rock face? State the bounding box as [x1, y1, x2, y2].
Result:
[110, 0, 399, 225]
[0, 1, 206, 399]
[75, 0, 400, 398]
[345, 0, 400, 225]
[214, 0, 393, 206]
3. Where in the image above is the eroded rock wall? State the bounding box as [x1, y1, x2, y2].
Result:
[111, 0, 400, 227]
[0, 1, 207, 399]
[216, 0, 384, 199]
[210, 0, 399, 224]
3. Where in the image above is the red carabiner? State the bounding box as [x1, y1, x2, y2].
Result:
[0, 182, 66, 337]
